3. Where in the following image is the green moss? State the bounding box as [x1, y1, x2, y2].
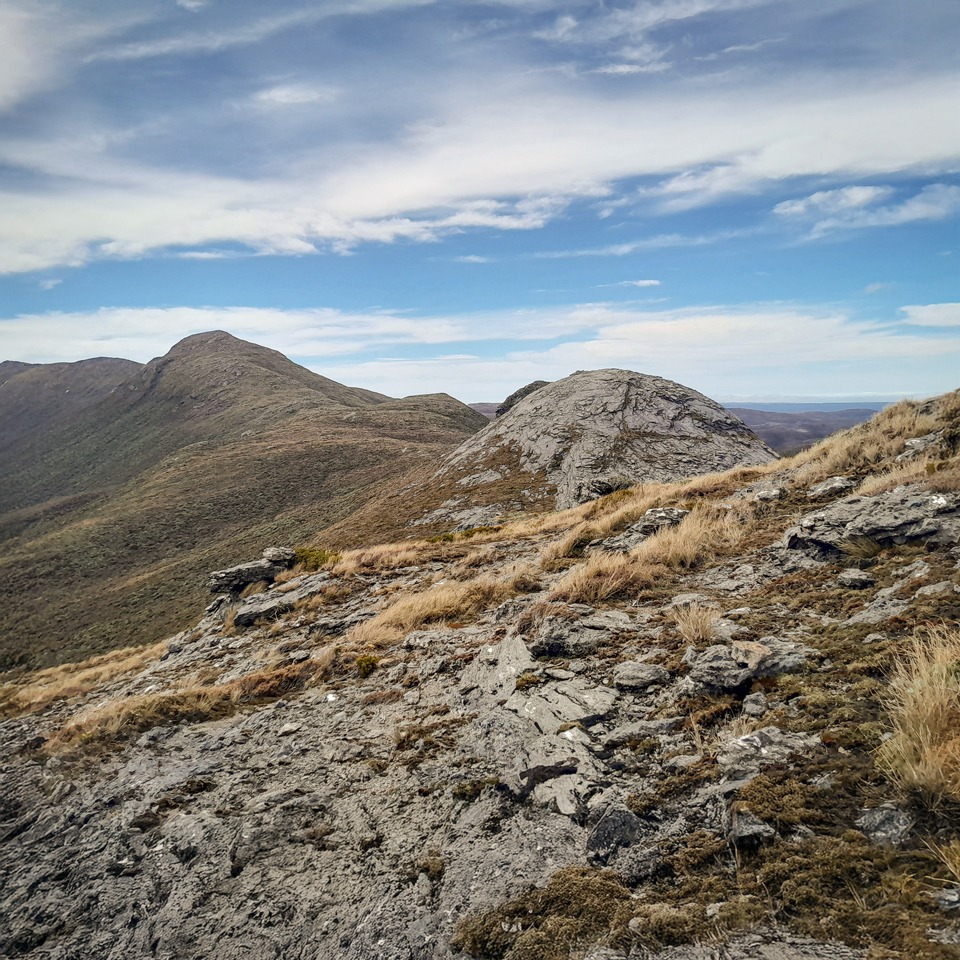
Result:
[451, 866, 631, 960]
[355, 654, 379, 679]
[295, 546, 341, 570]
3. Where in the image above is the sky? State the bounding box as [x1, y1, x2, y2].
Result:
[0, 0, 958, 403]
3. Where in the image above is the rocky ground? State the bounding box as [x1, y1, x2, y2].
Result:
[1, 396, 959, 960]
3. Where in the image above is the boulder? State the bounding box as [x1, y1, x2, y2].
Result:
[207, 547, 297, 594]
[530, 609, 634, 658]
[612, 661, 670, 692]
[593, 507, 691, 553]
[689, 638, 810, 691]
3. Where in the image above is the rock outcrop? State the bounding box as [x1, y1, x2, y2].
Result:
[438, 369, 778, 510]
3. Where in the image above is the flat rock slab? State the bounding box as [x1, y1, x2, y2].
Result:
[716, 727, 821, 778]
[505, 678, 618, 735]
[784, 486, 960, 558]
[612, 661, 670, 691]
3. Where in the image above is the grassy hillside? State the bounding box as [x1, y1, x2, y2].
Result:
[0, 333, 486, 669]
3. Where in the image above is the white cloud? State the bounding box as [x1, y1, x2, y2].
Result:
[38, 278, 61, 290]
[864, 282, 890, 294]
[253, 83, 339, 107]
[176, 0, 208, 10]
[774, 185, 895, 218]
[2, 4, 959, 274]
[776, 184, 960, 238]
[597, 279, 661, 288]
[453, 255, 492, 263]
[4, 301, 957, 402]
[899, 303, 960, 328]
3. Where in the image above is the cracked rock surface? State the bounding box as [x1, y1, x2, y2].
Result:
[437, 369, 777, 510]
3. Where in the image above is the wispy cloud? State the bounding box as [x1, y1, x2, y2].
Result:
[253, 83, 340, 107]
[775, 184, 960, 238]
[453, 255, 493, 263]
[597, 279, 661, 288]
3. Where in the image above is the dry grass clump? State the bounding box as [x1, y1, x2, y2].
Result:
[670, 603, 720, 644]
[877, 625, 960, 804]
[855, 460, 932, 496]
[0, 640, 168, 717]
[549, 553, 661, 605]
[792, 399, 939, 484]
[335, 541, 432, 574]
[347, 567, 538, 648]
[45, 649, 334, 754]
[632, 503, 752, 569]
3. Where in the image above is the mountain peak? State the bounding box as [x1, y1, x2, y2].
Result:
[440, 368, 778, 510]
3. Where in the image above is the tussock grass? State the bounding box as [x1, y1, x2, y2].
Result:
[632, 503, 752, 569]
[877, 625, 960, 804]
[670, 603, 720, 645]
[792, 399, 939, 485]
[928, 839, 960, 885]
[0, 640, 168, 717]
[347, 567, 538, 648]
[855, 461, 931, 496]
[549, 553, 661, 605]
[45, 648, 335, 754]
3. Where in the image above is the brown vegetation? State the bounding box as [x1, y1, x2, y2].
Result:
[878, 624, 960, 804]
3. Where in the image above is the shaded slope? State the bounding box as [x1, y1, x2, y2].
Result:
[0, 357, 141, 457]
[0, 333, 484, 669]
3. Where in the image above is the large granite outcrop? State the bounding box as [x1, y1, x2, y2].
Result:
[438, 369, 777, 509]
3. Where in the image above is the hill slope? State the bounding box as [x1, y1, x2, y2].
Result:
[1, 391, 958, 959]
[0, 333, 486, 669]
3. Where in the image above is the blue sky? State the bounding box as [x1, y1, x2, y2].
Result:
[0, 0, 958, 402]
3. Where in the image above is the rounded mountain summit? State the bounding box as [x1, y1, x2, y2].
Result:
[435, 369, 778, 515]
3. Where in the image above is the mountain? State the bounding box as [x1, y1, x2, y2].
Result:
[438, 370, 777, 514]
[728, 407, 881, 454]
[1, 391, 958, 959]
[0, 332, 486, 669]
[0, 357, 141, 459]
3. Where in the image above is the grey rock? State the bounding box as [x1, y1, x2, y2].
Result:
[206, 547, 297, 594]
[785, 486, 960, 558]
[896, 430, 943, 460]
[594, 507, 690, 552]
[665, 754, 703, 772]
[837, 568, 876, 589]
[716, 727, 821, 776]
[916, 580, 955, 597]
[742, 692, 768, 717]
[689, 638, 810, 691]
[807, 475, 857, 498]
[855, 804, 914, 847]
[505, 679, 618, 735]
[727, 809, 776, 844]
[586, 806, 645, 861]
[612, 661, 670, 691]
[231, 573, 332, 628]
[530, 609, 634, 658]
[438, 368, 777, 510]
